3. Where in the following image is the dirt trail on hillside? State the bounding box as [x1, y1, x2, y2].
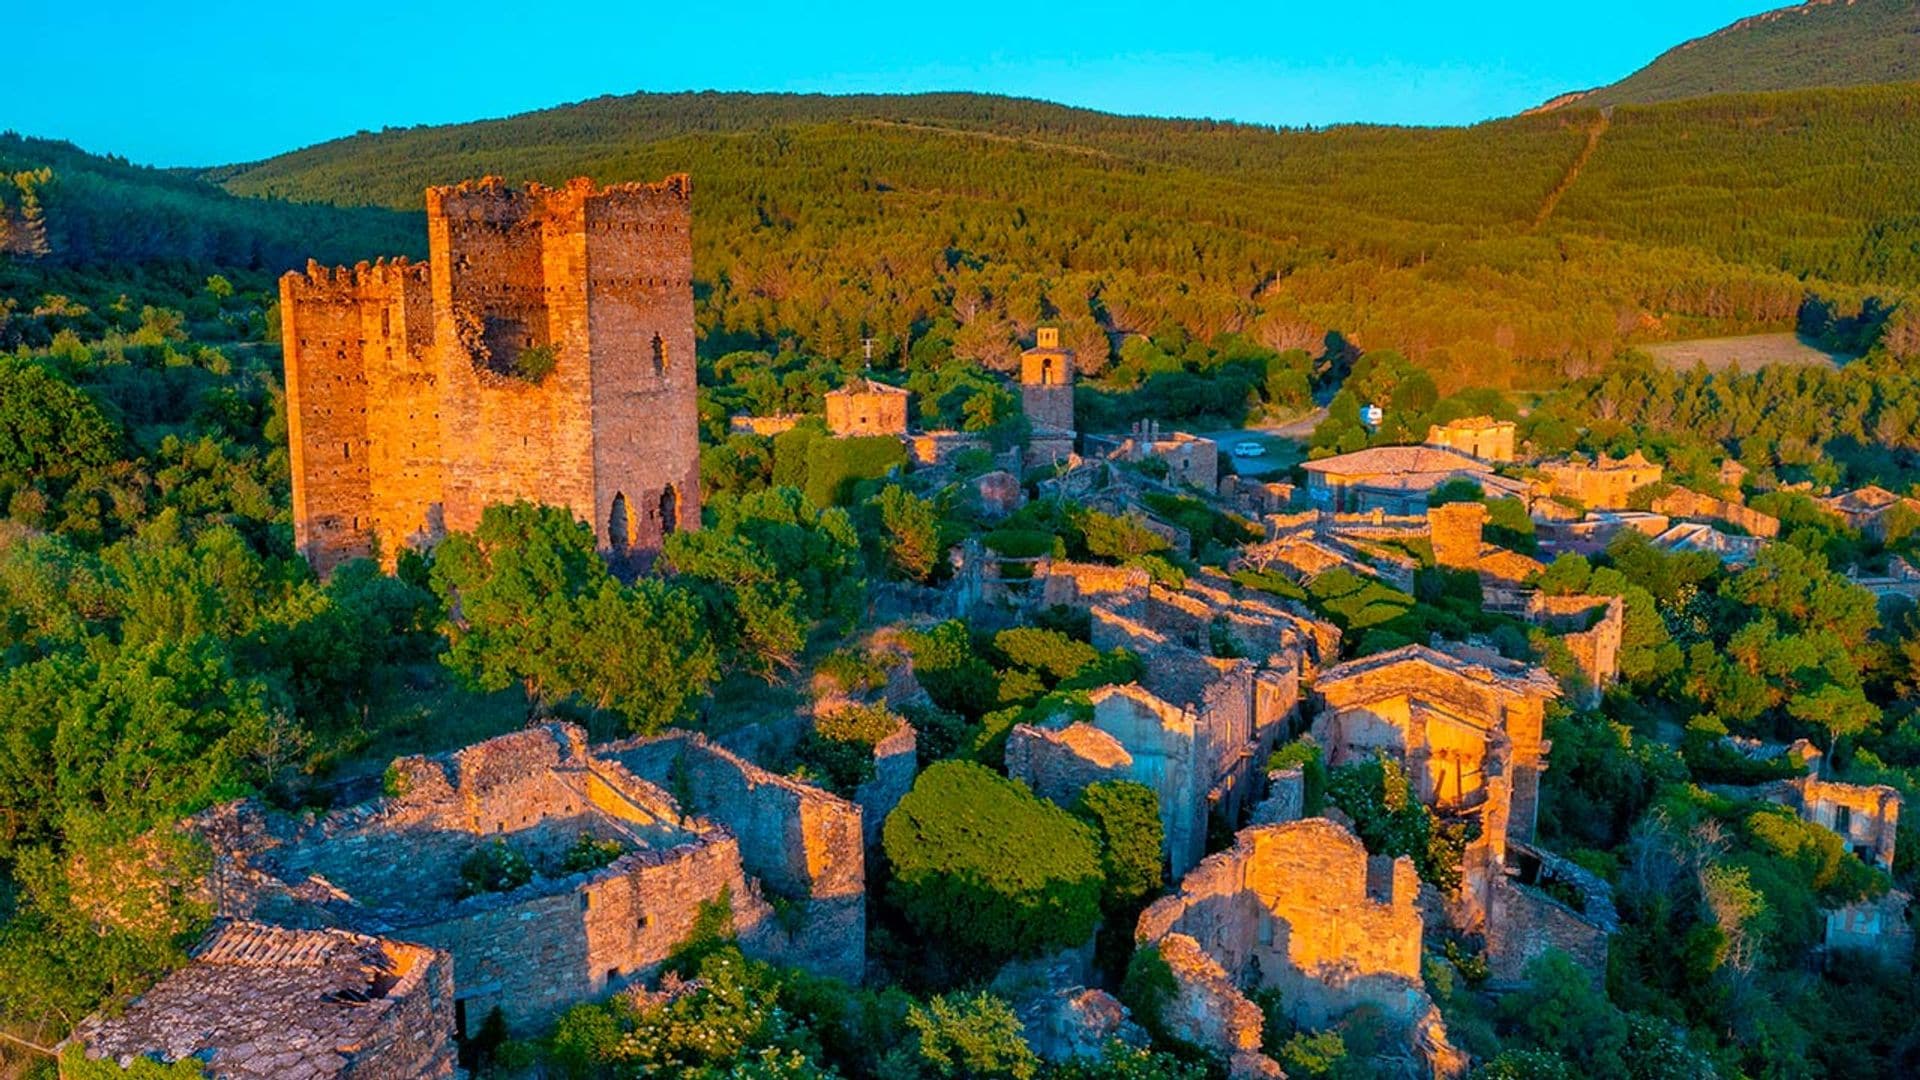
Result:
[1531, 107, 1611, 232]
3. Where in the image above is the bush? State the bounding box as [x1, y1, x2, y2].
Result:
[559, 833, 626, 875]
[1072, 780, 1164, 915]
[1267, 737, 1328, 816]
[992, 627, 1099, 681]
[460, 840, 533, 896]
[805, 434, 905, 507]
[797, 703, 902, 795]
[882, 761, 1102, 973]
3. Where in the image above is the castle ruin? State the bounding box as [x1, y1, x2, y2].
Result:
[183, 724, 863, 1042]
[281, 176, 699, 574]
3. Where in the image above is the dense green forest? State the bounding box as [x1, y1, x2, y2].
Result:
[0, 134, 420, 269]
[183, 82, 1920, 390]
[1569, 0, 1920, 110]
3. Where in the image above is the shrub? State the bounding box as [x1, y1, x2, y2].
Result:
[904, 992, 1040, 1080]
[1072, 780, 1164, 915]
[560, 833, 626, 875]
[1267, 737, 1328, 816]
[797, 703, 902, 795]
[508, 343, 558, 382]
[459, 840, 533, 896]
[882, 762, 1102, 972]
[805, 434, 905, 507]
[992, 627, 1099, 682]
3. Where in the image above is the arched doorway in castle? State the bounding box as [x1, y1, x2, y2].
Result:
[609, 492, 635, 554]
[659, 486, 679, 536]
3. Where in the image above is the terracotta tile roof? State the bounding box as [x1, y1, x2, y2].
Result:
[1301, 446, 1492, 478]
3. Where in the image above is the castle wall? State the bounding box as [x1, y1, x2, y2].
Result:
[282, 176, 698, 574]
[282, 265, 377, 572]
[584, 179, 701, 564]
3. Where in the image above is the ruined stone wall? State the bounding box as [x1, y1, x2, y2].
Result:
[1651, 487, 1781, 539]
[907, 430, 988, 467]
[1428, 502, 1487, 571]
[410, 831, 766, 1034]
[1090, 685, 1208, 876]
[1137, 820, 1426, 1028]
[1007, 723, 1135, 808]
[282, 176, 699, 575]
[1485, 845, 1618, 985]
[854, 719, 918, 849]
[1039, 560, 1150, 615]
[1531, 594, 1624, 704]
[1796, 777, 1902, 870]
[602, 733, 865, 980]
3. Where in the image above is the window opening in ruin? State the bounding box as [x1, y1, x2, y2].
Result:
[610, 493, 634, 554]
[659, 487, 679, 536]
[581, 893, 590, 911]
[381, 309, 390, 336]
[1836, 806, 1853, 836]
[606, 968, 620, 987]
[638, 914, 651, 929]
[651, 332, 666, 376]
[454, 999, 468, 1038]
[343, 442, 351, 460]
[1042, 357, 1054, 383]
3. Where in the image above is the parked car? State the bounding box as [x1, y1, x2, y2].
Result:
[1233, 441, 1267, 458]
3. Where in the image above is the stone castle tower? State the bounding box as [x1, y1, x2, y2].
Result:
[281, 175, 700, 575]
[1019, 326, 1076, 463]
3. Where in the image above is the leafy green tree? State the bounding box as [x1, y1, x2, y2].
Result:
[882, 761, 1102, 973]
[1071, 780, 1164, 916]
[875, 483, 942, 582]
[432, 502, 717, 728]
[903, 993, 1039, 1080]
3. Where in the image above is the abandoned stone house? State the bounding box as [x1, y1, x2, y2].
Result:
[1823, 485, 1920, 542]
[1134, 819, 1467, 1079]
[174, 724, 863, 1050]
[1537, 451, 1663, 510]
[1748, 774, 1913, 964]
[823, 377, 912, 437]
[282, 176, 699, 576]
[65, 922, 458, 1079]
[1021, 327, 1077, 463]
[1306, 645, 1618, 980]
[1423, 416, 1516, 463]
[1007, 579, 1338, 877]
[1309, 646, 1554, 919]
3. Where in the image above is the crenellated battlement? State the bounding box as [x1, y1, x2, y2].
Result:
[283, 256, 432, 299]
[425, 174, 693, 224]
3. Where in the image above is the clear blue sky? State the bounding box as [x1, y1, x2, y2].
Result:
[10, 1, 1781, 167]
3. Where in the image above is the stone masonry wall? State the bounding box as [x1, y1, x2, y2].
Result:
[1651, 487, 1781, 539]
[603, 732, 866, 981]
[283, 176, 699, 574]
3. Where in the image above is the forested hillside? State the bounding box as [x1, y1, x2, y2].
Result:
[0, 134, 420, 269]
[201, 85, 1920, 389]
[1567, 0, 1920, 110]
